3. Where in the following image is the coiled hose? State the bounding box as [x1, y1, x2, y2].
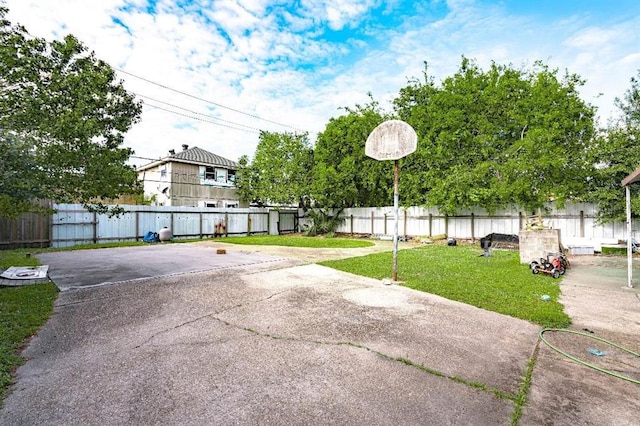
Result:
[539, 328, 640, 385]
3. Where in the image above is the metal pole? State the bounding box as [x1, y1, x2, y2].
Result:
[626, 186, 633, 288]
[393, 159, 399, 281]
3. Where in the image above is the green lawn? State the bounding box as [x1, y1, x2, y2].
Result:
[220, 235, 374, 248]
[0, 250, 58, 405]
[320, 244, 571, 328]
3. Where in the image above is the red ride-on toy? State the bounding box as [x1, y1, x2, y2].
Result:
[529, 253, 569, 279]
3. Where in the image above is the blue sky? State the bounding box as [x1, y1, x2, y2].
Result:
[5, 0, 640, 166]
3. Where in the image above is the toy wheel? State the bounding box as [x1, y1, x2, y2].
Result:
[559, 268, 566, 275]
[552, 269, 560, 279]
[532, 265, 540, 274]
[529, 261, 539, 270]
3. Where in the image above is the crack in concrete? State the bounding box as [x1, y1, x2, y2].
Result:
[133, 288, 292, 349]
[206, 314, 521, 403]
[130, 284, 532, 411]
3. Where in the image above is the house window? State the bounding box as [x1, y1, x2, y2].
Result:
[160, 167, 167, 178]
[205, 166, 215, 180]
[215, 168, 227, 183]
[228, 170, 236, 183]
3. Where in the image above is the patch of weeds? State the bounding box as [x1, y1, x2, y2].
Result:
[511, 342, 539, 425]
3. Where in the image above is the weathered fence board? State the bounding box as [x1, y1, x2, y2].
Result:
[2, 201, 639, 250]
[44, 204, 292, 248]
[0, 211, 50, 249]
[319, 202, 640, 250]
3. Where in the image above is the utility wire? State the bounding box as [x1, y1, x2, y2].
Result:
[115, 67, 307, 132]
[134, 92, 262, 133]
[142, 102, 260, 134]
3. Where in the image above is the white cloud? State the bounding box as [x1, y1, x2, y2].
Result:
[4, 0, 640, 167]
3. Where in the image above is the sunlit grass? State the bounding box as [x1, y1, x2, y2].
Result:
[219, 235, 374, 248]
[0, 250, 58, 405]
[320, 244, 571, 328]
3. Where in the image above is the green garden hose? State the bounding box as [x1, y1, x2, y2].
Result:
[539, 328, 640, 385]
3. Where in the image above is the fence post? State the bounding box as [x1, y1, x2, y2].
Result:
[403, 210, 407, 237]
[92, 212, 97, 244]
[519, 211, 523, 231]
[49, 210, 54, 248]
[135, 211, 139, 241]
[199, 212, 203, 239]
[471, 212, 475, 242]
[384, 213, 387, 235]
[371, 211, 374, 236]
[170, 212, 174, 235]
[580, 210, 585, 238]
[247, 213, 251, 236]
[225, 212, 229, 237]
[445, 214, 449, 237]
[428, 213, 433, 237]
[350, 214, 354, 236]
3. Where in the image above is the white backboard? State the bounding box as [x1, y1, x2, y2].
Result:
[365, 120, 417, 161]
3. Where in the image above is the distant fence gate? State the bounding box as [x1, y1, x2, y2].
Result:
[1, 202, 637, 250]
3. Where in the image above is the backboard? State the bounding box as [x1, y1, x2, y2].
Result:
[365, 120, 417, 161]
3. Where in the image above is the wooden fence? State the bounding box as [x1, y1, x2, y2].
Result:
[1, 204, 299, 249]
[1, 201, 636, 250]
[0, 212, 50, 250]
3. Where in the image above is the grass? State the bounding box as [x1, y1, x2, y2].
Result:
[600, 246, 627, 255]
[0, 250, 58, 405]
[320, 244, 571, 328]
[219, 234, 374, 248]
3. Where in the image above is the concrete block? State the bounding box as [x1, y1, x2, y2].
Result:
[519, 229, 562, 264]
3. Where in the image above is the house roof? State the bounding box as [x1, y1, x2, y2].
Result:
[137, 146, 239, 172]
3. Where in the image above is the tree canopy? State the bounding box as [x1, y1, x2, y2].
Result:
[393, 58, 595, 214]
[585, 70, 640, 222]
[311, 99, 392, 208]
[0, 7, 142, 218]
[236, 131, 312, 207]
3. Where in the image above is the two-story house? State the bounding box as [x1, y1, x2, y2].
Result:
[137, 144, 245, 207]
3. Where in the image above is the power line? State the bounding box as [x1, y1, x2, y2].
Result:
[130, 155, 162, 162]
[142, 102, 260, 134]
[134, 92, 262, 133]
[115, 67, 307, 132]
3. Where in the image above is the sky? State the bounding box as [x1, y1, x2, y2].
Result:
[5, 0, 640, 168]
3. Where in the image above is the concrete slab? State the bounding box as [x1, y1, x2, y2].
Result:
[523, 331, 640, 425]
[0, 262, 538, 425]
[36, 244, 300, 290]
[4, 246, 639, 425]
[521, 255, 640, 425]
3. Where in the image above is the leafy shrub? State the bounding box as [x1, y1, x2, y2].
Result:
[304, 209, 344, 237]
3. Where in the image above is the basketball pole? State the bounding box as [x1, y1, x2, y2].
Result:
[364, 119, 417, 284]
[393, 159, 399, 281]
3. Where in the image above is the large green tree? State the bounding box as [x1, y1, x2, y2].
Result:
[0, 7, 142, 218]
[311, 100, 392, 208]
[394, 58, 595, 214]
[586, 70, 640, 222]
[237, 131, 312, 206]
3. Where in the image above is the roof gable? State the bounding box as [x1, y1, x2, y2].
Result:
[171, 146, 238, 168]
[137, 146, 238, 172]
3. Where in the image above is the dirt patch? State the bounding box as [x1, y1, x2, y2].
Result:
[196, 238, 418, 263]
